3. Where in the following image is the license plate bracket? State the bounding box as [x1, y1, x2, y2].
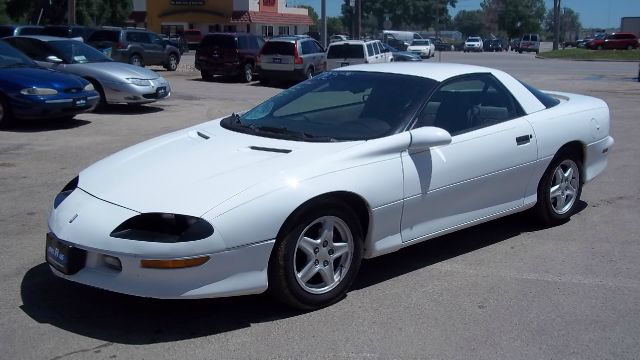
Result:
[46, 233, 86, 275]
[156, 86, 167, 98]
[273, 58, 282, 64]
[73, 97, 87, 107]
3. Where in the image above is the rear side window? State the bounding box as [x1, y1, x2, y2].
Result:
[201, 34, 236, 48]
[366, 43, 374, 57]
[261, 41, 294, 55]
[300, 40, 313, 55]
[126, 32, 150, 43]
[89, 30, 120, 43]
[531, 35, 538, 41]
[522, 35, 530, 41]
[20, 27, 43, 35]
[519, 81, 560, 108]
[328, 44, 364, 59]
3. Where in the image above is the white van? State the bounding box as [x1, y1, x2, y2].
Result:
[381, 30, 423, 50]
[326, 40, 392, 70]
[518, 34, 540, 54]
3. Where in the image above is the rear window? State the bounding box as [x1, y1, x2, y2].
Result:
[519, 81, 560, 109]
[89, 30, 120, 43]
[531, 35, 538, 41]
[261, 41, 294, 55]
[19, 27, 43, 35]
[43, 27, 70, 37]
[201, 34, 236, 48]
[522, 35, 530, 41]
[327, 44, 364, 59]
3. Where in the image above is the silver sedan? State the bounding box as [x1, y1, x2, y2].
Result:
[4, 36, 171, 106]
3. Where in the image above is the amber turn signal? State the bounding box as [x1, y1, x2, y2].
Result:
[140, 256, 210, 269]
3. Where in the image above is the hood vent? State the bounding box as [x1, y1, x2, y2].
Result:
[249, 146, 292, 154]
[197, 131, 210, 140]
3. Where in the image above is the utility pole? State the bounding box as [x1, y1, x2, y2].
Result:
[321, 0, 327, 48]
[553, 0, 561, 50]
[68, 0, 76, 25]
[355, 0, 361, 40]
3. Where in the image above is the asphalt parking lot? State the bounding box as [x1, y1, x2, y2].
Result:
[1, 51, 639, 359]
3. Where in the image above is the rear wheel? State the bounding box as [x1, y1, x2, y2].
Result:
[597, 45, 603, 50]
[88, 79, 106, 109]
[627, 44, 633, 50]
[305, 67, 314, 80]
[269, 200, 363, 309]
[201, 69, 214, 81]
[534, 152, 583, 226]
[129, 54, 143, 67]
[241, 63, 253, 83]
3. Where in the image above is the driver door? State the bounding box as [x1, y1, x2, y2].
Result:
[400, 74, 538, 243]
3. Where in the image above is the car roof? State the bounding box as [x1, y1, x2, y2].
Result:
[329, 40, 377, 45]
[335, 62, 498, 82]
[10, 35, 74, 42]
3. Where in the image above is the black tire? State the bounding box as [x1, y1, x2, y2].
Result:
[0, 93, 13, 129]
[201, 69, 214, 81]
[268, 199, 364, 310]
[165, 53, 179, 71]
[518, 50, 523, 54]
[597, 45, 603, 50]
[305, 67, 314, 80]
[241, 63, 253, 83]
[87, 79, 107, 110]
[129, 54, 143, 67]
[533, 151, 583, 226]
[627, 45, 633, 50]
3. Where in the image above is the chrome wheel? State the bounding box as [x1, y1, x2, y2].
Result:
[293, 216, 354, 295]
[168, 55, 178, 71]
[549, 159, 580, 215]
[130, 55, 143, 67]
[244, 64, 253, 82]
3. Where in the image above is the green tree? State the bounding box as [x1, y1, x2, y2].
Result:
[481, 0, 545, 39]
[326, 16, 345, 36]
[6, 0, 132, 25]
[544, 7, 581, 42]
[453, 9, 484, 37]
[342, 0, 457, 33]
[298, 4, 319, 25]
[0, 0, 11, 23]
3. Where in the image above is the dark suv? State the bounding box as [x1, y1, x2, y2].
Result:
[195, 33, 265, 83]
[87, 28, 181, 71]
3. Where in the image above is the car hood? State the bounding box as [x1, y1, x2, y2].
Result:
[0, 66, 86, 90]
[78, 119, 363, 217]
[65, 61, 162, 80]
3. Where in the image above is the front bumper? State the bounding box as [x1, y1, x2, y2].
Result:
[47, 188, 275, 299]
[10, 92, 99, 119]
[102, 78, 171, 105]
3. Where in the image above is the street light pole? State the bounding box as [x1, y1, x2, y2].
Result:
[321, 0, 327, 48]
[68, 0, 76, 25]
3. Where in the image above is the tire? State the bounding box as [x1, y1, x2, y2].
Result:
[0, 93, 13, 129]
[201, 69, 214, 81]
[88, 79, 106, 109]
[268, 199, 364, 310]
[533, 152, 583, 226]
[241, 63, 253, 83]
[518, 50, 523, 54]
[129, 54, 143, 67]
[627, 45, 633, 50]
[165, 53, 179, 71]
[597, 45, 603, 50]
[305, 67, 314, 80]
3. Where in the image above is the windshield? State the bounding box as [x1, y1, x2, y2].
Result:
[222, 71, 438, 142]
[412, 40, 429, 45]
[467, 38, 479, 42]
[48, 40, 111, 63]
[0, 41, 36, 67]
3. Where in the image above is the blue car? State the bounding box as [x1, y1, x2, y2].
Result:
[0, 40, 99, 128]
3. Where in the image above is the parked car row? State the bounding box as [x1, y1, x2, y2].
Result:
[0, 36, 171, 128]
[195, 33, 421, 85]
[584, 32, 638, 50]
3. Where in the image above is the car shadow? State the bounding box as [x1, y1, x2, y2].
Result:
[19, 202, 587, 344]
[93, 104, 164, 115]
[2, 118, 91, 133]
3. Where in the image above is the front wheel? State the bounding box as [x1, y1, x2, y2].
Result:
[0, 93, 13, 128]
[268, 200, 363, 310]
[534, 154, 583, 226]
[165, 54, 178, 71]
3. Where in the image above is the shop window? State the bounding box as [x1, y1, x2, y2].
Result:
[262, 25, 274, 38]
[224, 25, 237, 33]
[209, 24, 221, 33]
[294, 25, 298, 35]
[278, 26, 289, 35]
[160, 25, 184, 36]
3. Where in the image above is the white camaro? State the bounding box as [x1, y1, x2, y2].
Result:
[46, 63, 613, 309]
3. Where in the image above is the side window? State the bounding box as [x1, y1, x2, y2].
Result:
[366, 43, 374, 57]
[373, 42, 380, 55]
[531, 35, 538, 42]
[237, 36, 249, 50]
[12, 38, 54, 61]
[127, 32, 149, 44]
[414, 75, 519, 136]
[413, 33, 421, 39]
[312, 41, 324, 53]
[149, 33, 164, 45]
[375, 41, 383, 53]
[300, 40, 313, 55]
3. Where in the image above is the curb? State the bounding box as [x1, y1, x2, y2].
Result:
[535, 55, 640, 63]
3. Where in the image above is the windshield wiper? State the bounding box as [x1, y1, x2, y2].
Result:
[228, 113, 337, 142]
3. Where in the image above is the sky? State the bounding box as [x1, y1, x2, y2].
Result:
[291, 0, 640, 29]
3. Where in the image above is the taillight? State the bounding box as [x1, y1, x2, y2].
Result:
[256, 55, 261, 64]
[294, 42, 303, 65]
[116, 41, 125, 49]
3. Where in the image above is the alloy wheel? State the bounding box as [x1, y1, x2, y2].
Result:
[549, 159, 580, 215]
[293, 216, 354, 295]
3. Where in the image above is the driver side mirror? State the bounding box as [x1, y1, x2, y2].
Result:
[45, 56, 63, 64]
[409, 126, 452, 151]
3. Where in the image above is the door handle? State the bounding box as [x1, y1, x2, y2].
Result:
[516, 134, 533, 145]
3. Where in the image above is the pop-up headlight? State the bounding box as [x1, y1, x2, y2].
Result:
[53, 176, 79, 209]
[110, 213, 214, 243]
